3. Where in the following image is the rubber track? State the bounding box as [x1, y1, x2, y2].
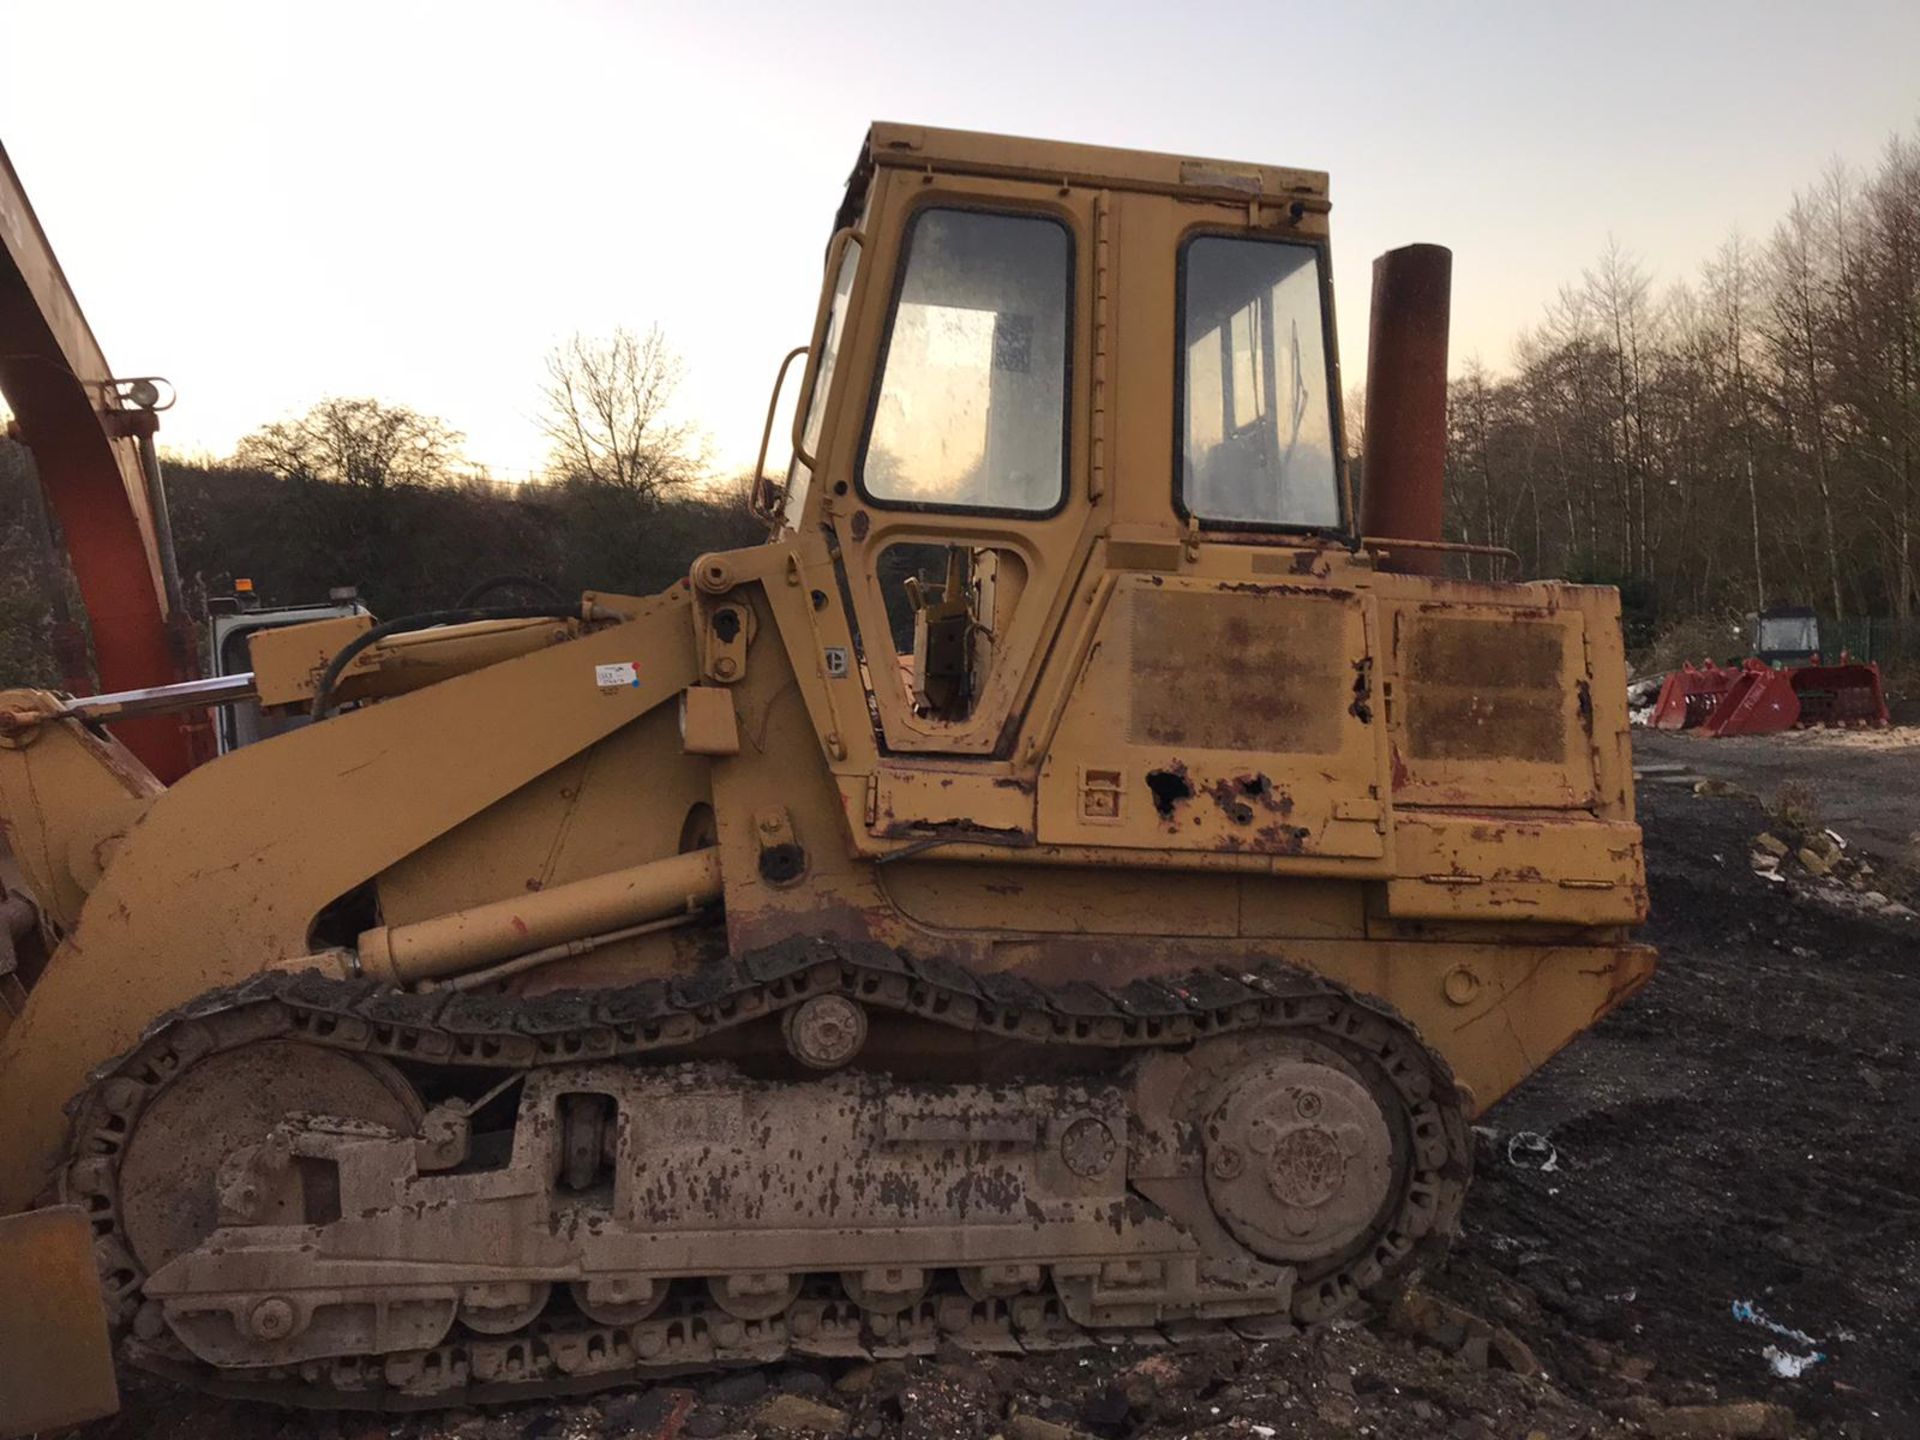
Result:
[61, 936, 1472, 1411]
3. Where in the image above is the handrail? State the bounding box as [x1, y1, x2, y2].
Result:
[749, 346, 809, 523]
[1362, 535, 1521, 564]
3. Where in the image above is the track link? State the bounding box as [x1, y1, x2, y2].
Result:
[60, 937, 1471, 1410]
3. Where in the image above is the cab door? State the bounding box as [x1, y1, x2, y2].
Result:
[821, 177, 1099, 760]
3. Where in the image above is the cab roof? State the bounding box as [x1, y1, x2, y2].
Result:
[837, 122, 1330, 229]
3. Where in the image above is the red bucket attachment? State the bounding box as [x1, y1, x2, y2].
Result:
[1649, 661, 1742, 731]
[1788, 655, 1891, 728]
[1699, 661, 1800, 737]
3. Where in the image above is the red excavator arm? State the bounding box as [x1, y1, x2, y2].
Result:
[0, 139, 204, 782]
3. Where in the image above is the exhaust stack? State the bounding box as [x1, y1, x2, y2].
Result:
[1359, 243, 1452, 575]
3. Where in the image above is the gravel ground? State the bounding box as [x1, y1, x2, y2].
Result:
[1633, 725, 1920, 856]
[1429, 774, 1918, 1440]
[73, 751, 1920, 1440]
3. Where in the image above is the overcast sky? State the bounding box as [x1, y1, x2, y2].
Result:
[3, 1, 1916, 479]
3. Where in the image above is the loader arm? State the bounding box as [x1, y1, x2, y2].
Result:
[0, 586, 699, 1213]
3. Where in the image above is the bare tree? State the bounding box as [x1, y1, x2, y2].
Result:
[1765, 197, 1846, 620]
[236, 397, 463, 490]
[539, 327, 705, 498]
[1585, 239, 1656, 577]
[1702, 236, 1768, 609]
[1847, 136, 1920, 620]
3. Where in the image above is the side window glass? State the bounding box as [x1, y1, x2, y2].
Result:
[1179, 236, 1339, 528]
[784, 238, 860, 528]
[862, 209, 1071, 514]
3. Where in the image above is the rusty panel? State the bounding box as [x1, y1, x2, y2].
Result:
[863, 765, 1036, 843]
[1385, 812, 1646, 925]
[1129, 587, 1344, 754]
[1403, 617, 1567, 761]
[1038, 577, 1389, 861]
[1391, 604, 1596, 809]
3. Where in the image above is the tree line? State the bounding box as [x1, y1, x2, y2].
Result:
[0, 327, 762, 688]
[1437, 124, 1920, 662]
[7, 118, 1920, 696]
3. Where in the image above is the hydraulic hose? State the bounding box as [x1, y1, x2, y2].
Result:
[308, 604, 587, 721]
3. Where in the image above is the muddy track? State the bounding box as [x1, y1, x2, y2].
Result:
[64, 940, 1467, 1412]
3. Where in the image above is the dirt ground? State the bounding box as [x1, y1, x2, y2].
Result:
[74, 738, 1920, 1440]
[1430, 768, 1919, 1439]
[1634, 725, 1920, 857]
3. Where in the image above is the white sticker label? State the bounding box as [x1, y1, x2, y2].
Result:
[595, 661, 640, 689]
[823, 646, 849, 678]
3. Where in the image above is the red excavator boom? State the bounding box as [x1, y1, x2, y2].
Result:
[0, 140, 206, 782]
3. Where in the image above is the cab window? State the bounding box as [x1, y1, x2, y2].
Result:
[1179, 235, 1339, 528]
[861, 208, 1071, 514]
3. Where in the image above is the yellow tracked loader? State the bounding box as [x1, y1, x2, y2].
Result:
[0, 122, 1652, 1430]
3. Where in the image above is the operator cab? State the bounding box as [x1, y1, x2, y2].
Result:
[758, 124, 1347, 741]
[1752, 605, 1821, 667]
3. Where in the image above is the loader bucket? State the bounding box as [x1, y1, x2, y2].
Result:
[1788, 655, 1891, 728]
[1648, 661, 1741, 731]
[0, 1205, 120, 1435]
[1699, 661, 1800, 737]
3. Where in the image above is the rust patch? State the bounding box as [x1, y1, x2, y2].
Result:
[1202, 773, 1292, 826]
[1254, 820, 1312, 854]
[876, 819, 1035, 846]
[1145, 763, 1193, 822]
[1220, 581, 1355, 599]
[1130, 589, 1347, 754]
[1390, 745, 1412, 791]
[1349, 656, 1374, 725]
[1401, 616, 1568, 763]
[850, 510, 870, 540]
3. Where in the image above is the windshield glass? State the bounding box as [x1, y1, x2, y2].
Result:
[1179, 235, 1339, 528]
[861, 208, 1070, 513]
[783, 237, 861, 528]
[1757, 614, 1819, 654]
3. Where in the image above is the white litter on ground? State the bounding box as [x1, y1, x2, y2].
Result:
[1506, 1131, 1561, 1172]
[1732, 1300, 1827, 1379]
[1764, 1345, 1824, 1379]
